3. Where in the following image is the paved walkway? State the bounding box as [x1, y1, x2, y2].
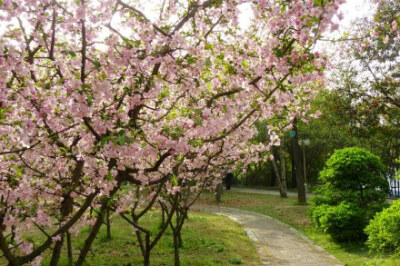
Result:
[195, 205, 342, 266]
[230, 187, 314, 198]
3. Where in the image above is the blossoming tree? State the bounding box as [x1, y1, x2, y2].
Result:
[0, 0, 343, 265]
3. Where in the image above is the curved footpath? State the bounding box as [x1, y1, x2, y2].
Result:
[230, 187, 314, 198]
[194, 205, 343, 266]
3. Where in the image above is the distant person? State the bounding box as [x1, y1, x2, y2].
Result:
[225, 172, 234, 190]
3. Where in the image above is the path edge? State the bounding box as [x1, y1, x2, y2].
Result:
[194, 204, 343, 265]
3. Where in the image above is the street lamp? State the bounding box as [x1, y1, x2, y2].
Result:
[298, 138, 310, 193]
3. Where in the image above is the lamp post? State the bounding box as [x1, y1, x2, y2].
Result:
[298, 138, 310, 193]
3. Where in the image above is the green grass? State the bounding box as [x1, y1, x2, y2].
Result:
[198, 191, 400, 266]
[0, 210, 260, 265]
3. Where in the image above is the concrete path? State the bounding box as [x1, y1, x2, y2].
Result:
[230, 187, 314, 198]
[231, 187, 397, 202]
[195, 205, 342, 266]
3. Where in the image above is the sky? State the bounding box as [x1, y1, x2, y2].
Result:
[334, 0, 376, 36]
[0, 0, 376, 37]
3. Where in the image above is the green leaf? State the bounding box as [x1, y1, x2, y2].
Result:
[59, 146, 68, 154]
[186, 55, 198, 64]
[93, 60, 101, 68]
[82, 83, 91, 89]
[314, 0, 323, 7]
[100, 136, 112, 147]
[118, 136, 126, 146]
[170, 175, 178, 186]
[194, 116, 203, 126]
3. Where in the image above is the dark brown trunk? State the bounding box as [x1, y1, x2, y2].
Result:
[291, 151, 297, 188]
[171, 210, 186, 266]
[75, 209, 104, 266]
[50, 233, 64, 266]
[75, 185, 120, 266]
[143, 249, 150, 266]
[173, 233, 180, 266]
[279, 137, 288, 198]
[292, 118, 306, 204]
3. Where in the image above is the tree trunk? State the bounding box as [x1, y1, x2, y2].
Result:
[161, 207, 166, 227]
[143, 249, 150, 266]
[67, 232, 73, 265]
[75, 184, 120, 266]
[106, 207, 111, 240]
[50, 233, 64, 266]
[292, 118, 306, 204]
[173, 233, 180, 266]
[279, 137, 288, 198]
[75, 209, 105, 266]
[271, 157, 281, 189]
[143, 234, 151, 266]
[215, 183, 222, 203]
[290, 151, 297, 188]
[170, 209, 186, 266]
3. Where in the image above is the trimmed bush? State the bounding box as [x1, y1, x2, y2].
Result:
[365, 200, 400, 254]
[318, 147, 388, 210]
[312, 202, 367, 242]
[310, 147, 389, 242]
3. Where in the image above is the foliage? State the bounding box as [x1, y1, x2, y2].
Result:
[328, 0, 400, 179]
[310, 147, 389, 242]
[311, 202, 367, 242]
[365, 199, 400, 255]
[317, 147, 388, 211]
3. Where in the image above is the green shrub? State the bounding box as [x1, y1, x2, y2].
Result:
[317, 147, 388, 210]
[365, 199, 400, 254]
[310, 147, 389, 242]
[313, 202, 367, 242]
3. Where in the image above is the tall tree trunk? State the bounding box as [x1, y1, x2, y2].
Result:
[292, 118, 306, 204]
[279, 137, 288, 198]
[290, 151, 297, 188]
[271, 156, 281, 189]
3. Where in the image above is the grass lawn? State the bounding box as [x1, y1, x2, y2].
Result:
[1, 210, 260, 266]
[198, 191, 400, 266]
